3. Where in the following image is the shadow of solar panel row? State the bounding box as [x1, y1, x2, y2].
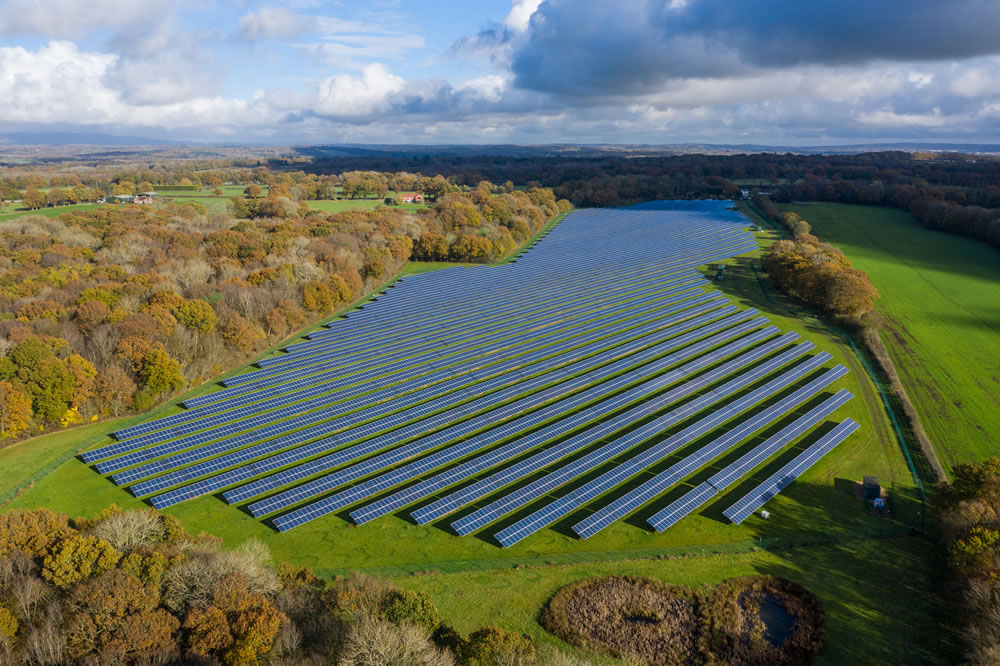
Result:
[722, 418, 860, 524]
[491, 353, 840, 545]
[103, 278, 711, 451]
[239, 316, 773, 519]
[271, 327, 796, 532]
[148, 308, 767, 507]
[645, 390, 855, 532]
[571, 367, 850, 539]
[97, 284, 718, 467]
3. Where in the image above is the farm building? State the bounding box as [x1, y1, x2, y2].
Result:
[399, 192, 425, 204]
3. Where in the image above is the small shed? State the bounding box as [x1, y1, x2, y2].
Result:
[863, 476, 881, 501]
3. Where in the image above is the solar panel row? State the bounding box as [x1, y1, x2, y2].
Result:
[645, 390, 855, 532]
[145, 301, 761, 506]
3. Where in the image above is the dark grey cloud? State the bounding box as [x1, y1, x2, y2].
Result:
[508, 0, 1000, 97]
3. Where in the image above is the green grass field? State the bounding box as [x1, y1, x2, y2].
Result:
[304, 197, 428, 213]
[0, 208, 951, 664]
[780, 203, 1000, 475]
[0, 203, 102, 222]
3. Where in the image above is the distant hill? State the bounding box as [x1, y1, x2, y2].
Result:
[0, 132, 183, 146]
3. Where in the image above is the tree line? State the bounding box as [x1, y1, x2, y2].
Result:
[756, 196, 880, 317]
[939, 458, 1000, 664]
[0, 506, 590, 665]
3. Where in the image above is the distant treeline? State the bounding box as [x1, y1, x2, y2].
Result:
[280, 151, 1000, 251]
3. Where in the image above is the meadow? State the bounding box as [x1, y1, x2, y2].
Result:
[780, 203, 1000, 475]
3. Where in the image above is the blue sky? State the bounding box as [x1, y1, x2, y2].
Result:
[1, 0, 998, 145]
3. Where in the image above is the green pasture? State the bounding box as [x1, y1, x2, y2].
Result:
[0, 203, 101, 222]
[780, 203, 1000, 475]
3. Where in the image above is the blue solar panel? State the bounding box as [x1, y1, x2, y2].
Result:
[571, 367, 850, 539]
[489, 353, 836, 547]
[645, 390, 855, 532]
[722, 418, 860, 524]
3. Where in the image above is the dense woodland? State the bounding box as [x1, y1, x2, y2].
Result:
[284, 151, 1000, 250]
[0, 506, 586, 665]
[0, 169, 568, 441]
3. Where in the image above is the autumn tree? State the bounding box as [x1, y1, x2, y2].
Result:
[138, 349, 184, 397]
[244, 184, 263, 199]
[41, 535, 121, 588]
[75, 300, 111, 334]
[22, 188, 45, 210]
[0, 381, 31, 437]
[220, 314, 259, 354]
[461, 626, 538, 666]
[65, 570, 179, 662]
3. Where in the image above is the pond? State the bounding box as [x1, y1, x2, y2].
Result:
[758, 593, 796, 645]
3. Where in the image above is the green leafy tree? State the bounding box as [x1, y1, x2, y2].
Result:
[174, 299, 217, 333]
[139, 349, 184, 396]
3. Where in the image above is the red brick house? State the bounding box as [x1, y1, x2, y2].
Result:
[399, 192, 425, 204]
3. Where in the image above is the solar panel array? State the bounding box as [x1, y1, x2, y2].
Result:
[83, 199, 858, 545]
